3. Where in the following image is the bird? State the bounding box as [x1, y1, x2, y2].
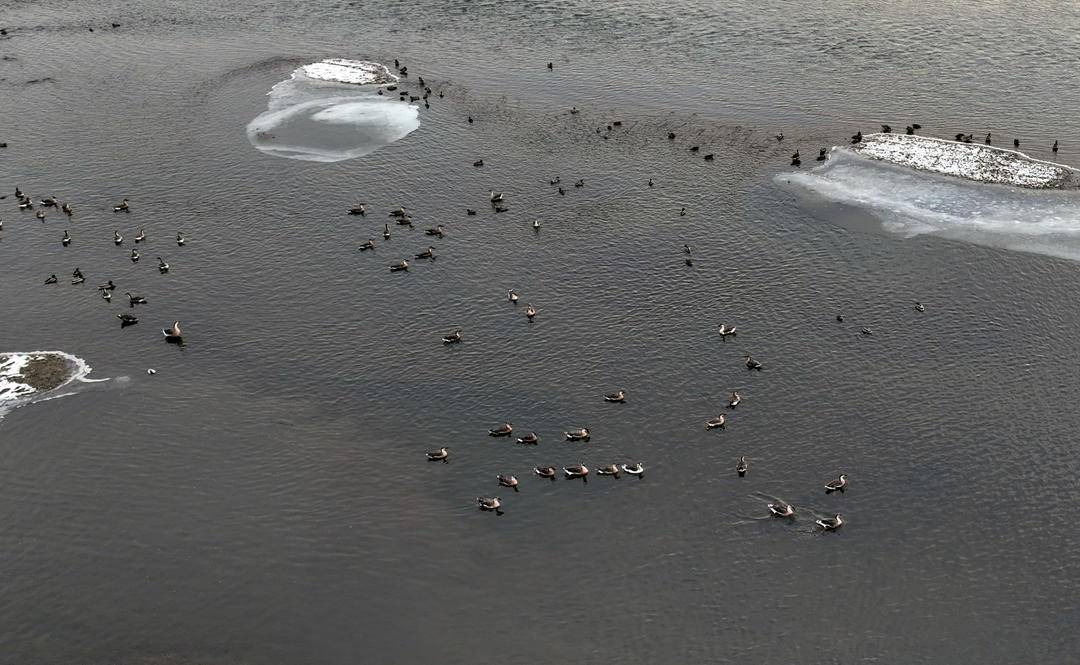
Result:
[97, 280, 115, 291]
[558, 187, 565, 196]
[113, 198, 129, 212]
[1053, 140, 1059, 153]
[718, 324, 737, 337]
[683, 244, 692, 254]
[489, 191, 504, 203]
[497, 475, 519, 491]
[442, 330, 462, 344]
[389, 206, 408, 218]
[736, 456, 748, 477]
[881, 124, 891, 133]
[476, 496, 503, 515]
[71, 275, 85, 285]
[668, 132, 675, 140]
[851, 131, 862, 144]
[825, 474, 848, 493]
[690, 146, 699, 153]
[35, 210, 45, 221]
[532, 219, 541, 230]
[836, 314, 844, 322]
[525, 304, 536, 320]
[704, 153, 714, 161]
[596, 464, 621, 479]
[44, 274, 58, 285]
[604, 390, 626, 403]
[745, 354, 762, 370]
[1014, 138, 1020, 148]
[424, 224, 445, 238]
[415, 246, 435, 260]
[549, 176, 561, 185]
[359, 239, 375, 251]
[157, 257, 169, 273]
[679, 207, 686, 216]
[348, 203, 366, 216]
[914, 301, 925, 312]
[648, 178, 654, 187]
[816, 514, 844, 531]
[791, 151, 801, 167]
[905, 126, 914, 135]
[396, 216, 413, 227]
[569, 106, 579, 114]
[18, 199, 33, 210]
[114, 230, 123, 245]
[102, 289, 112, 302]
[817, 147, 827, 161]
[130, 249, 140, 262]
[473, 159, 484, 167]
[426, 447, 449, 463]
[62, 230, 71, 246]
[146, 368, 156, 375]
[134, 229, 146, 242]
[389, 260, 409, 272]
[534, 466, 556, 479]
[488, 422, 513, 437]
[126, 292, 147, 306]
[117, 313, 139, 326]
[72, 267, 84, 279]
[620, 462, 645, 478]
[564, 428, 590, 441]
[768, 499, 795, 517]
[861, 327, 872, 335]
[564, 464, 589, 481]
[383, 224, 391, 240]
[466, 209, 477, 216]
[467, 116, 473, 124]
[546, 61, 553, 70]
[728, 391, 741, 408]
[775, 132, 784, 141]
[507, 289, 519, 303]
[705, 414, 726, 430]
[163, 321, 182, 340]
[176, 232, 186, 246]
[985, 133, 992, 145]
[516, 432, 539, 445]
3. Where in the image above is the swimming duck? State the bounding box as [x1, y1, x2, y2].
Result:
[648, 178, 654, 187]
[620, 462, 644, 478]
[914, 301, 925, 312]
[679, 207, 686, 216]
[534, 466, 556, 479]
[415, 246, 435, 260]
[383, 224, 391, 239]
[881, 124, 891, 133]
[488, 422, 513, 437]
[497, 474, 519, 491]
[689, 145, 700, 152]
[745, 355, 762, 371]
[114, 230, 123, 245]
[176, 232, 186, 246]
[704, 153, 714, 161]
[768, 500, 795, 518]
[97, 280, 115, 291]
[389, 206, 408, 218]
[836, 314, 844, 322]
[476, 496, 503, 515]
[424, 224, 445, 238]
[71, 275, 85, 285]
[442, 330, 462, 344]
[40, 197, 58, 207]
[775, 132, 784, 141]
[985, 133, 992, 145]
[396, 216, 413, 226]
[728, 391, 741, 408]
[72, 267, 84, 279]
[816, 514, 844, 531]
[547, 62, 553, 70]
[668, 132, 676, 140]
[35, 210, 45, 220]
[718, 324, 737, 337]
[550, 176, 561, 185]
[569, 107, 579, 114]
[1014, 138, 1020, 148]
[130, 248, 140, 262]
[507, 289, 519, 303]
[466, 209, 477, 215]
[62, 230, 71, 246]
[426, 447, 449, 463]
[861, 327, 872, 335]
[525, 304, 536, 320]
[558, 187, 565, 196]
[564, 428, 590, 441]
[683, 244, 692, 254]
[489, 191, 504, 203]
[825, 474, 848, 493]
[117, 313, 139, 326]
[126, 292, 147, 306]
[817, 147, 827, 161]
[157, 257, 169, 273]
[705, 414, 726, 430]
[163, 321, 182, 340]
[113, 198, 129, 212]
[473, 159, 484, 167]
[791, 152, 801, 167]
[574, 179, 584, 189]
[18, 199, 33, 210]
[596, 464, 621, 478]
[604, 390, 626, 403]
[516, 432, 539, 445]
[563, 464, 589, 481]
[14, 186, 22, 198]
[851, 131, 862, 144]
[532, 219, 541, 230]
[389, 260, 409, 272]
[736, 456, 748, 477]
[359, 239, 375, 251]
[467, 116, 473, 124]
[1053, 140, 1059, 153]
[134, 229, 146, 242]
[44, 274, 58, 285]
[348, 204, 366, 216]
[905, 126, 914, 135]
[685, 257, 693, 266]
[102, 289, 112, 302]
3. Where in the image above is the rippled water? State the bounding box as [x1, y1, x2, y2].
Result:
[1, 1, 1079, 663]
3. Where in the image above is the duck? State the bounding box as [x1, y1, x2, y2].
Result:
[516, 432, 539, 445]
[745, 354, 762, 370]
[426, 447, 449, 463]
[62, 230, 71, 246]
[564, 428, 590, 441]
[18, 199, 33, 210]
[35, 210, 45, 221]
[467, 116, 473, 124]
[985, 133, 992, 145]
[113, 198, 129, 212]
[648, 178, 654, 187]
[396, 216, 413, 226]
[489, 191, 504, 203]
[415, 246, 435, 260]
[466, 209, 477, 216]
[525, 304, 536, 320]
[817, 147, 827, 161]
[769, 499, 795, 518]
[114, 230, 123, 245]
[71, 275, 85, 285]
[102, 289, 112, 302]
[736, 456, 748, 477]
[569, 106, 579, 115]
[679, 207, 686, 216]
[497, 475, 519, 491]
[97, 280, 115, 291]
[507, 289, 519, 303]
[620, 462, 645, 478]
[851, 131, 862, 144]
[825, 474, 848, 493]
[547, 62, 553, 70]
[718, 324, 737, 337]
[1014, 138, 1020, 148]
[72, 267, 84, 279]
[126, 292, 147, 306]
[689, 145, 700, 152]
[134, 229, 146, 242]
[1053, 140, 1059, 153]
[563, 464, 588, 481]
[488, 422, 513, 437]
[558, 187, 565, 196]
[389, 206, 408, 218]
[683, 244, 692, 254]
[791, 152, 801, 167]
[685, 257, 693, 266]
[534, 466, 556, 479]
[476, 496, 503, 515]
[914, 301, 925, 312]
[157, 257, 169, 273]
[705, 414, 726, 430]
[424, 224, 445, 238]
[359, 239, 375, 251]
[704, 153, 715, 161]
[163, 321, 182, 340]
[775, 132, 784, 142]
[130, 248, 140, 262]
[668, 132, 676, 140]
[816, 514, 844, 531]
[604, 390, 626, 403]
[389, 260, 409, 272]
[881, 124, 891, 133]
[596, 464, 621, 478]
[44, 273, 59, 285]
[383, 224, 391, 240]
[574, 179, 584, 187]
[905, 126, 914, 135]
[532, 219, 541, 230]
[14, 186, 22, 198]
[728, 391, 741, 408]
[348, 203, 366, 216]
[442, 330, 462, 344]
[117, 313, 139, 326]
[176, 232, 186, 246]
[861, 327, 872, 335]
[473, 159, 484, 167]
[836, 314, 844, 322]
[549, 176, 561, 185]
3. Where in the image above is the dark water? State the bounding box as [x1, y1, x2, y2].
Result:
[1, 1, 1079, 663]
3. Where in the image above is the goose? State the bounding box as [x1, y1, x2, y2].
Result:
[72, 267, 84, 279]
[157, 257, 169, 273]
[113, 198, 129, 212]
[736, 456, 748, 477]
[97, 280, 115, 291]
[467, 116, 473, 123]
[534, 466, 556, 479]
[728, 391, 741, 408]
[497, 474, 519, 491]
[549, 176, 560, 185]
[415, 246, 435, 260]
[547, 62, 553, 69]
[705, 414, 726, 430]
[574, 179, 584, 187]
[117, 313, 139, 325]
[689, 145, 700, 153]
[683, 244, 692, 254]
[473, 159, 484, 167]
[679, 207, 686, 216]
[359, 239, 375, 251]
[71, 275, 84, 285]
[745, 354, 762, 370]
[18, 199, 33, 210]
[703, 153, 714, 161]
[34, 196, 52, 207]
[816, 514, 844, 531]
[569, 106, 579, 114]
[525, 304, 536, 320]
[851, 131, 862, 144]
[775, 132, 784, 141]
[905, 126, 914, 135]
[836, 314, 844, 322]
[620, 462, 645, 477]
[668, 132, 676, 139]
[563, 464, 588, 481]
[442, 330, 462, 344]
[718, 324, 737, 337]
[488, 422, 513, 437]
[389, 206, 408, 218]
[791, 152, 801, 167]
[126, 292, 147, 306]
[35, 210, 45, 221]
[176, 232, 186, 246]
[769, 499, 795, 518]
[596, 464, 621, 478]
[395, 216, 413, 226]
[564, 428, 590, 441]
[985, 133, 992, 145]
[62, 230, 71, 246]
[1053, 140, 1059, 153]
[426, 447, 449, 463]
[130, 248, 140, 262]
[861, 327, 872, 335]
[163, 321, 182, 340]
[603, 390, 626, 403]
[476, 496, 503, 515]
[881, 124, 892, 133]
[825, 474, 848, 493]
[44, 274, 58, 285]
[102, 289, 112, 302]
[466, 209, 477, 215]
[114, 230, 123, 245]
[558, 187, 565, 196]
[507, 289, 519, 303]
[516, 432, 539, 445]
[383, 224, 391, 240]
[389, 260, 409, 272]
[348, 203, 366, 216]
[489, 191, 504, 203]
[914, 301, 925, 312]
[134, 229, 146, 242]
[817, 147, 827, 161]
[1014, 138, 1020, 148]
[532, 219, 541, 230]
[648, 178, 654, 187]
[424, 224, 445, 238]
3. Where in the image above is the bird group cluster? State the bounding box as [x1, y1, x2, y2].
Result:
[2, 187, 186, 342]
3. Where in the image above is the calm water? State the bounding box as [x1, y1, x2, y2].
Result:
[1, 1, 1079, 663]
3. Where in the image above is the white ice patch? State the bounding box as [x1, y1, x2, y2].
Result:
[0, 351, 106, 420]
[778, 150, 1080, 261]
[247, 58, 418, 163]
